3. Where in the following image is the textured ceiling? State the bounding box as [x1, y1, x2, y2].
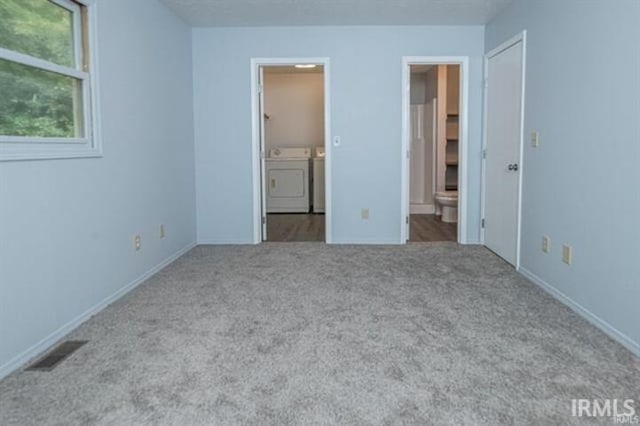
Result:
[160, 0, 512, 27]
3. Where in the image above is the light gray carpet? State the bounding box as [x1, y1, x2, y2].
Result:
[0, 243, 637, 425]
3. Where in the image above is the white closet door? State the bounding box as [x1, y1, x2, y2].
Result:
[484, 40, 524, 265]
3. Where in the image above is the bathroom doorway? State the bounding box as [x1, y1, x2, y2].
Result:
[402, 59, 467, 243]
[251, 58, 332, 243]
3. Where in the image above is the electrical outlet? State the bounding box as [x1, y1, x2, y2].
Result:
[361, 209, 369, 220]
[160, 224, 166, 239]
[531, 131, 539, 148]
[542, 235, 550, 253]
[134, 235, 141, 251]
[562, 244, 572, 265]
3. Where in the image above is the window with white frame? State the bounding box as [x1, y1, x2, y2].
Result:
[0, 0, 99, 160]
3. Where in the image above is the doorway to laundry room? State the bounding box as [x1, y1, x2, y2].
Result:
[252, 60, 330, 242]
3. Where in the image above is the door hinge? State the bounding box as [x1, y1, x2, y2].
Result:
[258, 84, 264, 93]
[482, 149, 487, 159]
[483, 78, 488, 89]
[406, 216, 409, 224]
[481, 218, 485, 228]
[262, 216, 266, 225]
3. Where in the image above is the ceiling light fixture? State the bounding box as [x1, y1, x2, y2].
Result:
[294, 64, 316, 69]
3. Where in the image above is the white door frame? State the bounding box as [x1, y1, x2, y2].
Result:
[250, 57, 332, 244]
[401, 56, 470, 244]
[480, 31, 527, 269]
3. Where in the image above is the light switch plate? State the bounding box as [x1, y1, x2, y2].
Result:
[542, 235, 550, 253]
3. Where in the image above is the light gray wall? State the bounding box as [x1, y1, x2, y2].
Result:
[0, 0, 197, 376]
[264, 72, 325, 151]
[486, 0, 640, 354]
[193, 26, 485, 244]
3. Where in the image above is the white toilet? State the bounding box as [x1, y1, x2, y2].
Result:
[434, 191, 458, 223]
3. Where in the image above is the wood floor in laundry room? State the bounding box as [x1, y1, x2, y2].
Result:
[267, 213, 325, 242]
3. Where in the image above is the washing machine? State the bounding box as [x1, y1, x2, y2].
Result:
[313, 147, 325, 213]
[266, 147, 311, 213]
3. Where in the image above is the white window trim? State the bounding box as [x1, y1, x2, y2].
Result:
[0, 0, 102, 161]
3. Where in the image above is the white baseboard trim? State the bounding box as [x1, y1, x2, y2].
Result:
[197, 239, 254, 245]
[410, 204, 435, 214]
[0, 241, 197, 381]
[519, 267, 640, 358]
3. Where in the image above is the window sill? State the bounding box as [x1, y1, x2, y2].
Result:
[0, 144, 103, 162]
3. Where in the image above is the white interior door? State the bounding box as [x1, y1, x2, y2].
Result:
[405, 76, 411, 241]
[484, 40, 524, 265]
[259, 66, 267, 240]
